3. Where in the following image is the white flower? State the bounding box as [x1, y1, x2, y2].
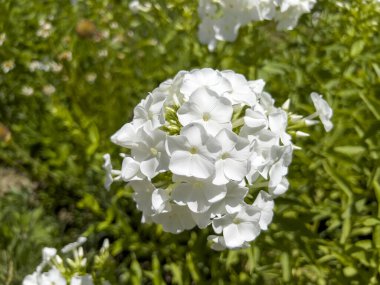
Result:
[221, 70, 257, 106]
[110, 123, 138, 148]
[198, 18, 218, 51]
[29, 61, 45, 72]
[252, 190, 274, 230]
[42, 247, 57, 263]
[268, 109, 292, 145]
[152, 188, 172, 214]
[129, 0, 151, 13]
[269, 176, 289, 196]
[103, 154, 114, 190]
[276, 0, 316, 30]
[23, 268, 66, 285]
[23, 272, 40, 285]
[180, 68, 232, 99]
[43, 84, 56, 96]
[41, 268, 66, 285]
[166, 123, 220, 179]
[61, 236, 87, 253]
[243, 104, 269, 132]
[129, 180, 156, 220]
[133, 93, 166, 129]
[70, 275, 94, 285]
[177, 87, 233, 136]
[202, 182, 248, 218]
[268, 145, 293, 189]
[1, 60, 15, 73]
[120, 156, 144, 181]
[21, 86, 34, 96]
[131, 126, 169, 179]
[172, 178, 227, 213]
[310, 92, 333, 132]
[85, 73, 97, 83]
[213, 129, 250, 185]
[197, 0, 317, 50]
[152, 204, 196, 233]
[37, 19, 53, 38]
[212, 205, 261, 248]
[214, 13, 241, 42]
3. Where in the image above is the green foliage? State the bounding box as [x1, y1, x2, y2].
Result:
[0, 187, 59, 284]
[1, 0, 380, 284]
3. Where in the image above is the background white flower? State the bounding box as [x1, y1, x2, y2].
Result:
[197, 0, 318, 50]
[310, 92, 333, 132]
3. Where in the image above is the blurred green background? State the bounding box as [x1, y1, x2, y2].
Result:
[1, 0, 380, 284]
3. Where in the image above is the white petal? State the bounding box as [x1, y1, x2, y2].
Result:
[152, 205, 196, 233]
[213, 160, 230, 185]
[207, 235, 227, 251]
[172, 183, 193, 206]
[189, 154, 215, 179]
[268, 161, 285, 188]
[152, 189, 171, 213]
[181, 123, 208, 147]
[204, 183, 227, 203]
[269, 177, 289, 196]
[224, 159, 248, 181]
[223, 224, 245, 248]
[110, 123, 138, 148]
[238, 222, 261, 242]
[70, 275, 94, 285]
[169, 151, 193, 177]
[187, 189, 210, 213]
[121, 157, 142, 181]
[166, 135, 188, 155]
[192, 211, 212, 229]
[140, 157, 159, 179]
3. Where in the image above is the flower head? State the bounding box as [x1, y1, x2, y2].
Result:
[105, 68, 331, 250]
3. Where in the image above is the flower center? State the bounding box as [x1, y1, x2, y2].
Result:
[233, 217, 242, 224]
[202, 112, 210, 121]
[193, 181, 204, 189]
[150, 147, 158, 156]
[221, 152, 230, 160]
[189, 146, 198, 154]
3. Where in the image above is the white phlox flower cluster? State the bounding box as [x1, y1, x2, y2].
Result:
[105, 68, 332, 250]
[22, 237, 107, 285]
[198, 0, 317, 50]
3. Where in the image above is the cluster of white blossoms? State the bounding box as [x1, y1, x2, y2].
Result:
[104, 68, 332, 250]
[198, 0, 317, 50]
[23, 237, 111, 285]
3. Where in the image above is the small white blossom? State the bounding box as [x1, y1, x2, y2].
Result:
[43, 84, 56, 96]
[21, 86, 34, 96]
[177, 87, 233, 136]
[70, 275, 94, 285]
[212, 205, 261, 248]
[0, 33, 6, 46]
[310, 92, 333, 132]
[2, 60, 15, 73]
[129, 0, 152, 13]
[85, 73, 97, 83]
[166, 123, 220, 179]
[37, 19, 53, 38]
[61, 236, 87, 253]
